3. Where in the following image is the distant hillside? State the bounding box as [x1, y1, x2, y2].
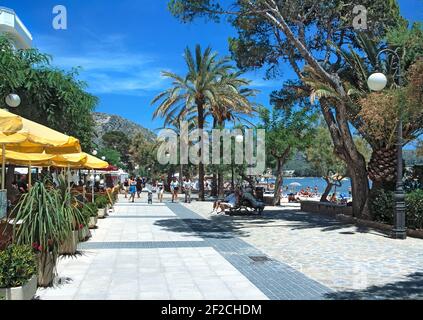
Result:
[93, 112, 156, 147]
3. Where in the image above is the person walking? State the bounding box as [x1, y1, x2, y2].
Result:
[123, 178, 129, 199]
[170, 177, 179, 203]
[136, 176, 143, 199]
[128, 177, 137, 203]
[183, 177, 192, 203]
[156, 179, 164, 203]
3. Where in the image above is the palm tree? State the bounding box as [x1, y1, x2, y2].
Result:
[152, 45, 234, 201]
[206, 72, 259, 197]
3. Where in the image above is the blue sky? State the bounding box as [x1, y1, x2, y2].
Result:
[3, 0, 422, 133]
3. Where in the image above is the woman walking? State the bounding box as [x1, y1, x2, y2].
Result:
[129, 177, 137, 203]
[170, 177, 179, 203]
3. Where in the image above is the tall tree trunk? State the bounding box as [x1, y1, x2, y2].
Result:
[166, 169, 173, 193]
[261, 7, 370, 218]
[272, 146, 291, 206]
[211, 173, 218, 197]
[231, 165, 235, 191]
[273, 158, 283, 206]
[217, 119, 225, 198]
[320, 101, 370, 218]
[197, 101, 205, 201]
[179, 164, 183, 189]
[321, 177, 333, 202]
[218, 172, 225, 198]
[368, 145, 397, 191]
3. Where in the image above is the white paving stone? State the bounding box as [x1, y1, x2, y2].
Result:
[36, 195, 267, 300]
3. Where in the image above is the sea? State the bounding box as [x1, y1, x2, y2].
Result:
[263, 177, 352, 196]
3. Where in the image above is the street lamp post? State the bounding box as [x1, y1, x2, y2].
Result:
[2, 93, 21, 188]
[91, 150, 98, 203]
[367, 48, 407, 240]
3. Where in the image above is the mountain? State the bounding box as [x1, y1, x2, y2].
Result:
[92, 112, 156, 147]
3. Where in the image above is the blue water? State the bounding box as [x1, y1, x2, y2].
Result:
[263, 177, 352, 196]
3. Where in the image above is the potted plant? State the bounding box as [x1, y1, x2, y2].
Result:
[56, 175, 86, 255]
[95, 195, 109, 219]
[12, 181, 73, 287]
[77, 222, 91, 242]
[83, 202, 98, 229]
[0, 245, 37, 300]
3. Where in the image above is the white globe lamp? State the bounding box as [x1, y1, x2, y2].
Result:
[235, 135, 244, 143]
[89, 175, 95, 182]
[92, 150, 98, 156]
[5, 94, 21, 108]
[368, 73, 388, 91]
[95, 175, 101, 182]
[102, 156, 106, 161]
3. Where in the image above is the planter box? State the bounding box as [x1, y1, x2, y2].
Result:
[59, 230, 79, 255]
[97, 208, 106, 219]
[0, 276, 37, 300]
[89, 216, 98, 229]
[301, 201, 353, 216]
[78, 226, 91, 242]
[37, 253, 55, 288]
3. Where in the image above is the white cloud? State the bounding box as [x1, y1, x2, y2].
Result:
[33, 33, 169, 95]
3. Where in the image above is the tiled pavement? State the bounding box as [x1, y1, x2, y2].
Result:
[36, 196, 332, 300]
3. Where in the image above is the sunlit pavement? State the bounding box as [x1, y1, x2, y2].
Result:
[36, 194, 332, 300]
[185, 200, 423, 300]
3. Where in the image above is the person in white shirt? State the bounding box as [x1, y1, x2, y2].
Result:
[170, 177, 179, 203]
[212, 190, 240, 214]
[156, 179, 164, 203]
[183, 177, 193, 203]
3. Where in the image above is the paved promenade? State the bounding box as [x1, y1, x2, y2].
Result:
[36, 196, 331, 300]
[186, 201, 423, 300]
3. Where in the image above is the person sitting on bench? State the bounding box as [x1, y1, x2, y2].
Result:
[213, 190, 240, 214]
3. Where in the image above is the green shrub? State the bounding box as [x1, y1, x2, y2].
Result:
[95, 196, 109, 209]
[81, 202, 98, 219]
[369, 188, 394, 225]
[406, 189, 423, 229]
[0, 245, 37, 288]
[370, 188, 423, 230]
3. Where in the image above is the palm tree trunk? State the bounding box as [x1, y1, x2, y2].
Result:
[179, 164, 183, 188]
[218, 172, 225, 198]
[197, 101, 205, 201]
[211, 173, 218, 197]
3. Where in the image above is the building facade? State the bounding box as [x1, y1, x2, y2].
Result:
[0, 7, 32, 49]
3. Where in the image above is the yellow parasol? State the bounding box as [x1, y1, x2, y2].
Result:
[0, 109, 81, 154]
[0, 109, 82, 189]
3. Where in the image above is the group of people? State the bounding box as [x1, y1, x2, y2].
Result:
[297, 186, 319, 198]
[122, 176, 151, 203]
[121, 176, 194, 204]
[170, 177, 194, 203]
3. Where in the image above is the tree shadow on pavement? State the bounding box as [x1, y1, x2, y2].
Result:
[326, 272, 423, 300]
[154, 206, 386, 240]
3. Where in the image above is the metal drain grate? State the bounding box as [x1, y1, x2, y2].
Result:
[249, 255, 271, 262]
